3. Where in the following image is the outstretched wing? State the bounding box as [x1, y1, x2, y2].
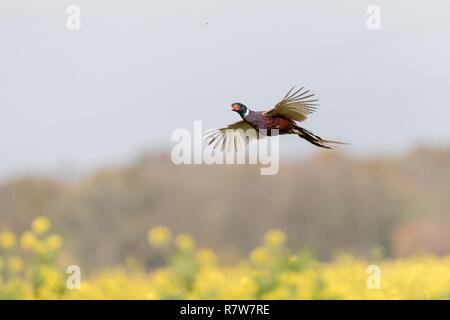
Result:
[264, 86, 319, 122]
[203, 121, 259, 151]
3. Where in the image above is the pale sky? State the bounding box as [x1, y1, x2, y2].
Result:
[1, 0, 450, 180]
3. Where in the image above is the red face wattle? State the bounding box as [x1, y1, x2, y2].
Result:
[230, 104, 241, 111]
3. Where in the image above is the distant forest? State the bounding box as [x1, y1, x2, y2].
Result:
[1, 146, 449, 270]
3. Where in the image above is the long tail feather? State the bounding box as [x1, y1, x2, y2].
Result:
[292, 126, 348, 149]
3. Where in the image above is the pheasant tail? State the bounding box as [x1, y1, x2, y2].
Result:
[292, 125, 348, 149]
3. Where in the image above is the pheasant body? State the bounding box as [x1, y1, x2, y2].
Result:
[243, 111, 295, 135]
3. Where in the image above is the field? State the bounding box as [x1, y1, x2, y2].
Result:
[1, 217, 449, 300]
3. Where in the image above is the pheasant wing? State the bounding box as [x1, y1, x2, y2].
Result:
[203, 121, 259, 151]
[264, 86, 319, 122]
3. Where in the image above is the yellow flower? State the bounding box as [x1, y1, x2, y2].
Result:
[8, 256, 24, 273]
[148, 226, 171, 248]
[264, 229, 286, 247]
[45, 234, 63, 251]
[195, 249, 216, 265]
[20, 231, 38, 251]
[33, 241, 47, 255]
[146, 291, 158, 300]
[31, 216, 50, 235]
[175, 234, 194, 251]
[0, 231, 16, 249]
[249, 247, 271, 265]
[40, 265, 63, 289]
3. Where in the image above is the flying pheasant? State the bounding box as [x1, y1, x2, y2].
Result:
[204, 86, 346, 150]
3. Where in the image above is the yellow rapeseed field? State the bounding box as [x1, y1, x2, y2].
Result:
[0, 218, 449, 299]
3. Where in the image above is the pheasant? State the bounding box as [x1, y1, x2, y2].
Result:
[204, 86, 346, 150]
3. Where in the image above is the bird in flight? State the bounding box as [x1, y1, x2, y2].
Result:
[204, 86, 346, 150]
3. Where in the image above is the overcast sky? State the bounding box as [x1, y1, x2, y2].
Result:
[1, 0, 450, 180]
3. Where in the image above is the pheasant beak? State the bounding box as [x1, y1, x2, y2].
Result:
[229, 106, 234, 111]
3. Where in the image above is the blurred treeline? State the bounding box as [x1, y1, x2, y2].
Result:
[0, 146, 449, 269]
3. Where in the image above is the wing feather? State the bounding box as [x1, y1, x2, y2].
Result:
[203, 121, 258, 151]
[264, 86, 319, 122]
